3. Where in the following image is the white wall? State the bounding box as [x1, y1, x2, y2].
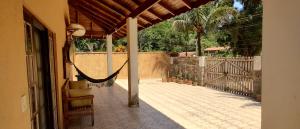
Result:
[262, 0, 300, 129]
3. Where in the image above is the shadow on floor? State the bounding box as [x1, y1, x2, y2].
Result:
[68, 83, 185, 129]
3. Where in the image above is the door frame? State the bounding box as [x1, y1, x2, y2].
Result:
[24, 8, 60, 129]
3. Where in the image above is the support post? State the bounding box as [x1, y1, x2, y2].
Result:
[106, 34, 113, 86]
[199, 56, 206, 86]
[127, 17, 139, 107]
[253, 56, 262, 101]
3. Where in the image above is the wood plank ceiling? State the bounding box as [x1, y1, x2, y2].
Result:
[68, 0, 211, 39]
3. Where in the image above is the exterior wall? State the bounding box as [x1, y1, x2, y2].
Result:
[72, 52, 170, 80]
[262, 0, 300, 129]
[0, 0, 69, 129]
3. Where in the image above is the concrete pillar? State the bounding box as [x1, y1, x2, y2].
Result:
[127, 17, 139, 107]
[253, 56, 261, 98]
[106, 34, 113, 86]
[198, 56, 206, 86]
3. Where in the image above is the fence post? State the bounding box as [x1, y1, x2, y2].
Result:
[253, 56, 262, 100]
[199, 56, 206, 86]
[168, 57, 174, 79]
[170, 57, 174, 65]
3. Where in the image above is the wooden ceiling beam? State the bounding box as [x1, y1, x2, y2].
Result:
[192, 0, 212, 8]
[119, 28, 127, 34]
[113, 32, 123, 39]
[77, 0, 121, 23]
[71, 1, 117, 27]
[158, 2, 176, 16]
[181, 0, 192, 9]
[76, 5, 114, 28]
[69, 4, 111, 32]
[100, 0, 128, 16]
[131, 0, 163, 20]
[85, 30, 106, 36]
[75, 10, 79, 23]
[109, 0, 162, 34]
[109, 0, 153, 25]
[110, 0, 131, 14]
[86, 0, 125, 19]
[85, 0, 149, 28]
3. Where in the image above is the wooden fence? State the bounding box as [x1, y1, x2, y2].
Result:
[168, 56, 261, 97]
[204, 57, 255, 96]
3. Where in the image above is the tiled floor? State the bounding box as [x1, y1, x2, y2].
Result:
[69, 79, 261, 129]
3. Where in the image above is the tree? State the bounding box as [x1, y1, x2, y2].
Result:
[215, 0, 262, 56]
[173, 0, 238, 56]
[138, 21, 188, 52]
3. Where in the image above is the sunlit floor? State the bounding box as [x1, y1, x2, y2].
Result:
[69, 79, 261, 129]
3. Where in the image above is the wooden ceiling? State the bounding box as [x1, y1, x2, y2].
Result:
[68, 0, 211, 39]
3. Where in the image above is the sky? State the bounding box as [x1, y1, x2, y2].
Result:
[233, 0, 244, 11]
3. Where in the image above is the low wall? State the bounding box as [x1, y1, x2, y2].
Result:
[72, 52, 170, 80]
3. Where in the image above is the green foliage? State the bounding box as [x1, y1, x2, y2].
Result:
[74, 38, 106, 52]
[138, 21, 192, 52]
[235, 0, 262, 56]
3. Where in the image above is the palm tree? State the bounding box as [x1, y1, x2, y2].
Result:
[173, 0, 238, 56]
[173, 2, 213, 56]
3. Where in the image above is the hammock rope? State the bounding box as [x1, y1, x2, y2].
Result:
[72, 60, 128, 84]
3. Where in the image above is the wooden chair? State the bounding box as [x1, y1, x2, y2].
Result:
[62, 79, 94, 128]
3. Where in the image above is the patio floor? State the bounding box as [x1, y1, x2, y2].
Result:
[69, 79, 261, 129]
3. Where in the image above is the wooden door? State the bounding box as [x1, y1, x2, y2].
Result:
[25, 21, 41, 129]
[24, 21, 59, 129]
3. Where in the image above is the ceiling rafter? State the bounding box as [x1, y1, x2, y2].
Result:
[71, 1, 118, 27]
[192, 0, 212, 8]
[83, 0, 149, 29]
[181, 0, 192, 9]
[100, 0, 129, 16]
[70, 4, 111, 32]
[113, 32, 123, 39]
[77, 0, 121, 23]
[109, 0, 162, 34]
[158, 1, 176, 16]
[131, 0, 163, 20]
[85, 0, 125, 19]
[85, 30, 106, 36]
[110, 0, 156, 24]
[76, 5, 115, 28]
[75, 10, 79, 23]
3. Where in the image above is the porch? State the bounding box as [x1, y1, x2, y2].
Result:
[69, 79, 261, 129]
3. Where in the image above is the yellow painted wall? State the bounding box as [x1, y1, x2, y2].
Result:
[72, 52, 170, 80]
[262, 0, 300, 129]
[0, 0, 69, 129]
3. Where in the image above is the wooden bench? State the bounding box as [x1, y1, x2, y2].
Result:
[62, 79, 94, 128]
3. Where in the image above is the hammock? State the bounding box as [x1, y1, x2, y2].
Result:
[72, 60, 128, 84]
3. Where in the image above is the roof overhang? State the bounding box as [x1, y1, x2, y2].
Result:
[68, 0, 212, 39]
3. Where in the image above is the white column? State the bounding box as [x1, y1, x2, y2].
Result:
[106, 34, 113, 86]
[127, 17, 139, 107]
